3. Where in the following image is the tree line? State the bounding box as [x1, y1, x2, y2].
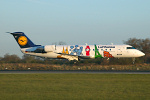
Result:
[124, 38, 150, 63]
[0, 38, 150, 65]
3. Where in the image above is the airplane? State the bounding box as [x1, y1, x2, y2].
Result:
[9, 32, 145, 61]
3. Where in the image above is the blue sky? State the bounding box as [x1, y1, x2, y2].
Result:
[0, 0, 150, 57]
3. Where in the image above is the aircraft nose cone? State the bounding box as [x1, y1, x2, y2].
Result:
[139, 52, 145, 57]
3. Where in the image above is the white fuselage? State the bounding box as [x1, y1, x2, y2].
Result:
[21, 44, 145, 60]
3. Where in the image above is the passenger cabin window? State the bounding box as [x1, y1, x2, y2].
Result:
[127, 47, 135, 49]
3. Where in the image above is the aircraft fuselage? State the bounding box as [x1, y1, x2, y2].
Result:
[21, 44, 145, 61]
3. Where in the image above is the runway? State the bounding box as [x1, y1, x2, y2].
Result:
[0, 70, 150, 74]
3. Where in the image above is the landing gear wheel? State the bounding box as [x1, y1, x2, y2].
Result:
[132, 58, 135, 64]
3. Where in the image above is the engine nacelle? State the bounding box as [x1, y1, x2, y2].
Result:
[44, 45, 55, 52]
[25, 45, 55, 53]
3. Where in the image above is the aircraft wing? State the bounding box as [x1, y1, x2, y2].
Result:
[56, 53, 90, 61]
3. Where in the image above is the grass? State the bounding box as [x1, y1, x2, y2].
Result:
[0, 74, 150, 100]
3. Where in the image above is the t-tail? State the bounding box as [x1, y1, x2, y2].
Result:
[10, 32, 40, 48]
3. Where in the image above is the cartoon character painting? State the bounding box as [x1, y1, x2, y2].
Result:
[103, 51, 114, 58]
[85, 45, 90, 56]
[70, 45, 83, 56]
[62, 47, 69, 54]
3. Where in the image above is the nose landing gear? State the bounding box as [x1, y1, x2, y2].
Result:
[132, 57, 135, 64]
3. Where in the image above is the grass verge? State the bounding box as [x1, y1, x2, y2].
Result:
[0, 74, 150, 100]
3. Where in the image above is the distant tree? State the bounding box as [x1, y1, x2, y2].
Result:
[124, 38, 150, 63]
[22, 54, 44, 63]
[52, 42, 57, 45]
[0, 56, 2, 63]
[1, 53, 21, 63]
[124, 38, 150, 53]
[58, 41, 66, 45]
[22, 55, 36, 63]
[52, 41, 66, 45]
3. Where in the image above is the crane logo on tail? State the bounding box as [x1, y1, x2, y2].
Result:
[18, 36, 28, 46]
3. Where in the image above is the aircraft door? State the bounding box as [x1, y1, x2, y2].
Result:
[117, 48, 122, 57]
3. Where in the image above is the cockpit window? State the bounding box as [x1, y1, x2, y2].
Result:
[127, 47, 135, 49]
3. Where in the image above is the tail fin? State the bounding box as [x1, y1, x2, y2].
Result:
[10, 32, 39, 48]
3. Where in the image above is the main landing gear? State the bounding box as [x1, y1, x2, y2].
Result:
[132, 58, 135, 64]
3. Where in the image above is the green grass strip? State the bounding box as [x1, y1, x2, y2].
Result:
[0, 74, 150, 100]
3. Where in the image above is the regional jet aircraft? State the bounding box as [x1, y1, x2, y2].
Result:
[9, 32, 145, 61]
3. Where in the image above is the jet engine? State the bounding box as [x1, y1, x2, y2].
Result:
[25, 45, 55, 53]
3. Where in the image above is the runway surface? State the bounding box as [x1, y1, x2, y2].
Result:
[0, 70, 150, 74]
